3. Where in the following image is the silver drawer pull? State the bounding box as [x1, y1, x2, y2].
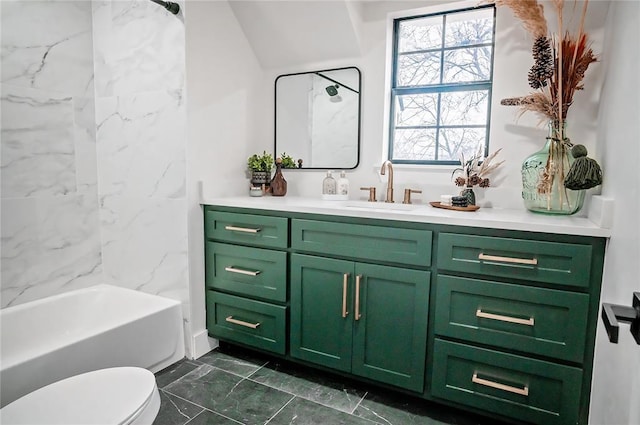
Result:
[225, 266, 261, 276]
[224, 225, 261, 234]
[225, 316, 261, 329]
[472, 373, 529, 396]
[476, 309, 535, 326]
[478, 253, 538, 266]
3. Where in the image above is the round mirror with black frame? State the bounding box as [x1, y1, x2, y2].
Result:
[275, 66, 361, 170]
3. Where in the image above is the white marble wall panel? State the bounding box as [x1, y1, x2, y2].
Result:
[0, 0, 94, 98]
[93, 0, 186, 97]
[99, 196, 188, 301]
[1, 193, 103, 308]
[1, 85, 77, 198]
[1, 0, 102, 308]
[95, 90, 186, 200]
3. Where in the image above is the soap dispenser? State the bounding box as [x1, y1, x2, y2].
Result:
[337, 170, 349, 196]
[322, 170, 337, 195]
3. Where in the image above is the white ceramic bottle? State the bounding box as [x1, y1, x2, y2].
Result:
[337, 170, 349, 196]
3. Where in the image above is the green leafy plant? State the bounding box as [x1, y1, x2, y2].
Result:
[279, 152, 296, 169]
[247, 151, 274, 173]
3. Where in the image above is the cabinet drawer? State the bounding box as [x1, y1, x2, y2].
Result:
[291, 219, 431, 267]
[438, 233, 592, 287]
[205, 242, 287, 302]
[206, 291, 286, 354]
[432, 339, 582, 425]
[435, 275, 589, 362]
[204, 210, 288, 249]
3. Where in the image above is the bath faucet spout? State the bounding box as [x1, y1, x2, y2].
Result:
[380, 160, 394, 203]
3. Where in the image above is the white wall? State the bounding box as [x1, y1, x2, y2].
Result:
[235, 1, 608, 208]
[589, 2, 640, 424]
[184, 0, 265, 355]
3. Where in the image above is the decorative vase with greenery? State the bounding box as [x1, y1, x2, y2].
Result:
[489, 0, 601, 214]
[247, 151, 274, 187]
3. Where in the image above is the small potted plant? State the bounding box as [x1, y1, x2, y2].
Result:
[279, 152, 297, 169]
[247, 151, 274, 186]
[452, 147, 504, 205]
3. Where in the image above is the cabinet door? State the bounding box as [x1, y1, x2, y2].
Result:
[290, 254, 353, 372]
[352, 263, 430, 392]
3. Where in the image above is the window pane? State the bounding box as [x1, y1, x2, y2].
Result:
[443, 47, 492, 83]
[440, 90, 488, 125]
[396, 52, 441, 86]
[398, 16, 442, 52]
[392, 129, 437, 161]
[444, 9, 494, 48]
[437, 127, 485, 161]
[394, 94, 439, 127]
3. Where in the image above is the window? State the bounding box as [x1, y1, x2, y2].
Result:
[389, 5, 496, 165]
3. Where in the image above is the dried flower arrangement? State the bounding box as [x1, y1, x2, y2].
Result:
[487, 0, 602, 213]
[488, 0, 597, 124]
[453, 147, 504, 188]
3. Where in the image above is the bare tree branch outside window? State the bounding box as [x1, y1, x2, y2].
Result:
[390, 6, 495, 164]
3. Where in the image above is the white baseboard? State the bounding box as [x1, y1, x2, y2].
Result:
[190, 329, 218, 360]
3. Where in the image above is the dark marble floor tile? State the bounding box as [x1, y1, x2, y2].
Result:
[186, 409, 243, 425]
[155, 359, 201, 389]
[163, 364, 293, 424]
[250, 360, 367, 414]
[267, 397, 378, 425]
[197, 347, 268, 378]
[354, 391, 504, 425]
[153, 390, 204, 425]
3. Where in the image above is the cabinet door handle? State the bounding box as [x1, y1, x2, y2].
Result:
[225, 316, 261, 329]
[355, 274, 362, 321]
[478, 253, 538, 266]
[472, 372, 529, 396]
[476, 309, 535, 326]
[342, 273, 349, 318]
[224, 266, 261, 276]
[224, 225, 261, 233]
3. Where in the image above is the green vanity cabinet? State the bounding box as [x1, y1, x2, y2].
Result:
[290, 253, 430, 392]
[203, 204, 606, 425]
[204, 210, 289, 354]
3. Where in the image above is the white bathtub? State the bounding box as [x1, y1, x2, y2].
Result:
[0, 284, 185, 408]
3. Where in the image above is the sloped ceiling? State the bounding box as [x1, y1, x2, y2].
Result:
[228, 0, 363, 70]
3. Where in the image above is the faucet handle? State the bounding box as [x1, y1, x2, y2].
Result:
[402, 188, 422, 204]
[360, 187, 377, 202]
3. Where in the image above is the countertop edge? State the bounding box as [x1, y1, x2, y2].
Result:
[200, 197, 611, 238]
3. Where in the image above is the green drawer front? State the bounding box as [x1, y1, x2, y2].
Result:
[206, 291, 286, 354]
[204, 210, 288, 249]
[435, 275, 589, 362]
[438, 233, 592, 287]
[432, 339, 583, 425]
[205, 242, 287, 302]
[291, 219, 432, 266]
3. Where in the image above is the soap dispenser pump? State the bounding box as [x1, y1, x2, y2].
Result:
[322, 170, 337, 195]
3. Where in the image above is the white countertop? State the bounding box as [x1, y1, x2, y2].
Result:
[201, 196, 611, 238]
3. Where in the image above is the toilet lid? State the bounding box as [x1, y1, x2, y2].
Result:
[0, 367, 157, 425]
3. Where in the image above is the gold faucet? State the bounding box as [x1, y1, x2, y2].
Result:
[380, 160, 394, 203]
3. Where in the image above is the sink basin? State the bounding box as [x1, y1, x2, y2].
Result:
[344, 202, 415, 212]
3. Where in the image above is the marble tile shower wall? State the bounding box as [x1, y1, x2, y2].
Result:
[1, 0, 189, 322]
[1, 0, 102, 307]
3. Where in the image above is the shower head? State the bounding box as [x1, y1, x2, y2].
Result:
[326, 85, 339, 97]
[150, 0, 180, 15]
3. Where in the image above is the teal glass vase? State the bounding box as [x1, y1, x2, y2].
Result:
[521, 121, 585, 215]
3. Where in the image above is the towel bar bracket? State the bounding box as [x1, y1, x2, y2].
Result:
[601, 292, 640, 345]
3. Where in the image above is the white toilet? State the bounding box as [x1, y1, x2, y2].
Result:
[0, 367, 160, 425]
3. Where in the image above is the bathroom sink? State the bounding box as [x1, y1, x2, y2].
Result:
[344, 201, 415, 212]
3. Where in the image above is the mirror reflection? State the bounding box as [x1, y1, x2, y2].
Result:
[275, 67, 361, 169]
